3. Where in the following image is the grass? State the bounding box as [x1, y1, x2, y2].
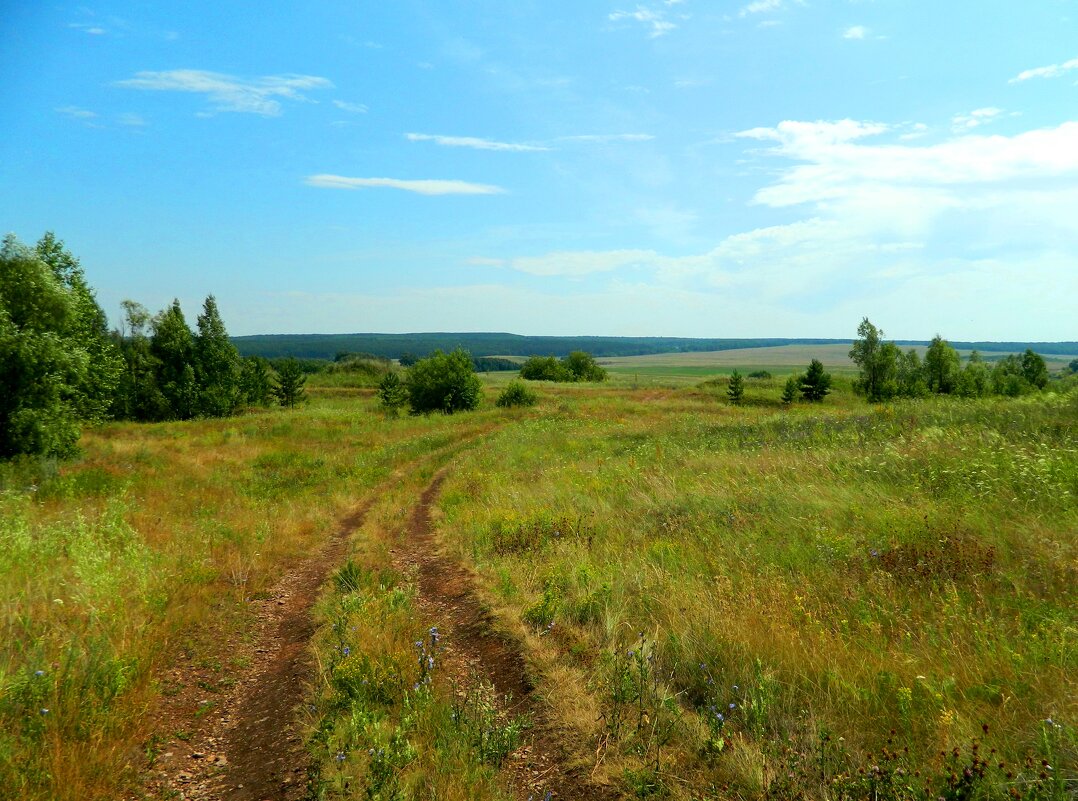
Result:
[1, 371, 1075, 800]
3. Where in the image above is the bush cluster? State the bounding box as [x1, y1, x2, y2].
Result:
[519, 350, 606, 382]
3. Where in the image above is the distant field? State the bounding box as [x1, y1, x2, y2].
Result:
[600, 343, 1078, 383]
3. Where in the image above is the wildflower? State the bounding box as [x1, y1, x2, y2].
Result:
[335, 752, 346, 762]
[729, 703, 737, 710]
[34, 670, 44, 677]
[733, 685, 739, 691]
[40, 708, 49, 715]
[342, 646, 351, 656]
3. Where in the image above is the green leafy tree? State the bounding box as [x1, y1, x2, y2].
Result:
[991, 355, 1031, 397]
[239, 356, 274, 406]
[520, 355, 571, 382]
[564, 350, 607, 382]
[727, 370, 745, 405]
[896, 349, 928, 398]
[33, 233, 123, 422]
[405, 349, 482, 414]
[849, 318, 898, 402]
[377, 371, 409, 416]
[924, 335, 960, 394]
[1069, 358, 1078, 375]
[112, 300, 170, 421]
[151, 300, 198, 419]
[781, 375, 800, 405]
[273, 357, 308, 409]
[799, 359, 832, 402]
[1020, 349, 1049, 389]
[0, 235, 89, 457]
[956, 351, 990, 398]
[496, 380, 537, 408]
[194, 295, 242, 417]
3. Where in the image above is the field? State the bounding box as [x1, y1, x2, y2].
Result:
[1, 367, 1075, 800]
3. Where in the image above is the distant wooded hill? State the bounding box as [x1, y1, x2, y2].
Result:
[231, 333, 1078, 361]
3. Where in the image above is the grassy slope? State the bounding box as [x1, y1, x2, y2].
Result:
[1, 375, 1075, 800]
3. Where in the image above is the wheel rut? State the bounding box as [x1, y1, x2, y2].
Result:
[396, 472, 617, 801]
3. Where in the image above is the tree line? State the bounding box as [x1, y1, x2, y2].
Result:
[849, 318, 1050, 402]
[1, 233, 303, 459]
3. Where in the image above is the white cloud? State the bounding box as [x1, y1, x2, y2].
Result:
[609, 5, 678, 37]
[304, 175, 505, 195]
[739, 0, 783, 17]
[951, 107, 1003, 132]
[116, 70, 333, 116]
[333, 100, 368, 114]
[739, 119, 1078, 210]
[509, 249, 661, 276]
[69, 22, 106, 35]
[55, 106, 98, 120]
[555, 133, 655, 143]
[405, 133, 550, 152]
[842, 25, 868, 39]
[118, 112, 147, 127]
[1010, 56, 1078, 83]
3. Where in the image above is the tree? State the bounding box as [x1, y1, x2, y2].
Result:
[194, 295, 242, 417]
[924, 335, 960, 394]
[896, 349, 928, 398]
[727, 370, 745, 405]
[799, 359, 832, 402]
[564, 350, 607, 382]
[405, 349, 482, 414]
[1021, 349, 1049, 389]
[781, 375, 799, 405]
[377, 371, 408, 416]
[520, 355, 571, 382]
[239, 356, 274, 406]
[849, 318, 898, 402]
[34, 233, 123, 423]
[1069, 358, 1078, 375]
[113, 300, 170, 421]
[151, 300, 198, 419]
[955, 351, 990, 398]
[273, 357, 308, 409]
[0, 235, 88, 458]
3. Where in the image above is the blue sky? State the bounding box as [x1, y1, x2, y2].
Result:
[2, 1, 1076, 339]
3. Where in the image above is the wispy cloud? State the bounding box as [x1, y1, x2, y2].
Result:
[116, 70, 333, 116]
[305, 175, 505, 195]
[951, 107, 1004, 132]
[405, 133, 550, 152]
[69, 22, 107, 35]
[609, 5, 678, 37]
[333, 100, 368, 114]
[555, 133, 655, 143]
[55, 105, 98, 121]
[842, 25, 868, 40]
[118, 112, 148, 127]
[1010, 56, 1078, 83]
[739, 0, 783, 17]
[508, 249, 661, 277]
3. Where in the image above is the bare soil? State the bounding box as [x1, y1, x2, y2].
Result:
[394, 472, 618, 800]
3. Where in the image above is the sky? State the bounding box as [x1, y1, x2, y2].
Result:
[1, 1, 1076, 340]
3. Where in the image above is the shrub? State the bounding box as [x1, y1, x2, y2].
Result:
[377, 371, 408, 415]
[727, 370, 745, 404]
[495, 381, 537, 408]
[405, 349, 481, 414]
[519, 351, 606, 382]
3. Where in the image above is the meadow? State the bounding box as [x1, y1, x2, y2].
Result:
[1, 361, 1075, 800]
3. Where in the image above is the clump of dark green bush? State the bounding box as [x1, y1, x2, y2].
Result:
[495, 381, 537, 408]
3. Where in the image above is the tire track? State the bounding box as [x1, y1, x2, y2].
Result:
[397, 472, 617, 800]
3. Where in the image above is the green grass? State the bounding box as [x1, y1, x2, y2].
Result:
[1, 373, 1075, 800]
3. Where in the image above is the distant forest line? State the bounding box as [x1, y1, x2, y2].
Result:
[233, 332, 1078, 361]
